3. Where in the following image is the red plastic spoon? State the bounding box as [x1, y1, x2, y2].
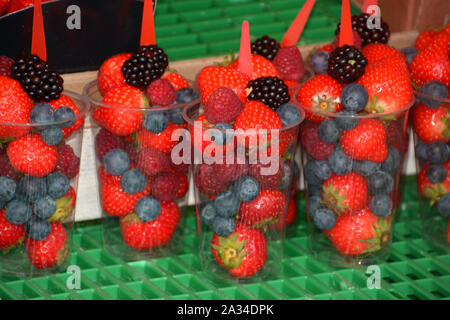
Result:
[339, 0, 354, 47]
[31, 0, 46, 61]
[280, 0, 316, 48]
[238, 20, 253, 79]
[140, 0, 156, 46]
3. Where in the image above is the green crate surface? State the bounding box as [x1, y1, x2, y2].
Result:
[0, 176, 449, 300]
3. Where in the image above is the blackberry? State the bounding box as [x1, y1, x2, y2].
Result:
[11, 54, 64, 102]
[251, 35, 280, 61]
[336, 13, 390, 47]
[328, 45, 368, 84]
[121, 45, 169, 89]
[246, 76, 289, 111]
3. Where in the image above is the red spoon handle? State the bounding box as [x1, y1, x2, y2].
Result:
[339, 0, 354, 47]
[31, 0, 46, 61]
[238, 20, 252, 78]
[140, 0, 156, 46]
[280, 0, 316, 48]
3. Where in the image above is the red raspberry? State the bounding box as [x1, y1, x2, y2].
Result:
[136, 147, 170, 176]
[95, 128, 126, 162]
[213, 156, 249, 184]
[53, 143, 80, 179]
[273, 46, 304, 82]
[0, 56, 14, 77]
[146, 79, 176, 106]
[170, 159, 190, 176]
[151, 171, 180, 201]
[300, 123, 336, 160]
[249, 159, 284, 190]
[0, 152, 23, 181]
[204, 87, 243, 124]
[194, 163, 230, 195]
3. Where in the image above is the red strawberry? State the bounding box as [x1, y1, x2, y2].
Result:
[53, 142, 80, 179]
[48, 94, 83, 139]
[324, 207, 391, 256]
[194, 163, 230, 196]
[211, 222, 267, 277]
[296, 75, 343, 123]
[197, 66, 250, 105]
[322, 172, 369, 216]
[49, 186, 76, 223]
[272, 46, 304, 82]
[362, 43, 407, 65]
[120, 201, 180, 250]
[318, 44, 333, 53]
[7, 133, 58, 177]
[0, 56, 14, 77]
[136, 122, 186, 155]
[412, 103, 450, 144]
[284, 79, 301, 99]
[92, 84, 148, 136]
[269, 197, 297, 230]
[0, 209, 25, 252]
[204, 87, 243, 124]
[163, 72, 189, 91]
[0, 151, 23, 180]
[340, 118, 388, 162]
[229, 54, 280, 80]
[415, 30, 439, 51]
[95, 127, 127, 162]
[146, 78, 176, 106]
[167, 168, 188, 200]
[97, 53, 132, 96]
[238, 189, 285, 227]
[417, 161, 450, 206]
[0, 0, 9, 15]
[386, 120, 409, 154]
[136, 146, 170, 176]
[0, 76, 33, 139]
[7, 0, 50, 13]
[300, 122, 336, 160]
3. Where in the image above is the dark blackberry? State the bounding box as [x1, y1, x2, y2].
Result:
[336, 13, 390, 47]
[121, 45, 169, 89]
[11, 54, 64, 102]
[246, 76, 289, 111]
[327, 45, 367, 84]
[251, 35, 280, 61]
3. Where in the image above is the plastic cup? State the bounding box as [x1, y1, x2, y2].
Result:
[412, 91, 450, 251]
[182, 100, 304, 281]
[0, 91, 89, 277]
[295, 89, 414, 267]
[84, 80, 200, 261]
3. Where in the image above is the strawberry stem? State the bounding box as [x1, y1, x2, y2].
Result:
[31, 0, 47, 61]
[140, 0, 156, 46]
[280, 0, 316, 48]
[238, 20, 253, 79]
[339, 0, 354, 47]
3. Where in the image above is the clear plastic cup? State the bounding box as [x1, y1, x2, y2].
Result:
[295, 89, 414, 267]
[412, 90, 450, 251]
[84, 80, 200, 261]
[0, 90, 89, 277]
[182, 100, 304, 281]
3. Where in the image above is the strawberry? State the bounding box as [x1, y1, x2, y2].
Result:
[120, 201, 180, 250]
[324, 207, 391, 256]
[0, 208, 25, 252]
[229, 54, 280, 80]
[341, 118, 388, 162]
[92, 84, 149, 136]
[322, 172, 369, 216]
[48, 186, 76, 223]
[48, 94, 83, 139]
[415, 30, 439, 51]
[135, 122, 186, 155]
[272, 46, 304, 82]
[0, 151, 23, 180]
[0, 55, 14, 77]
[97, 53, 132, 96]
[0, 76, 34, 139]
[417, 161, 450, 206]
[296, 75, 343, 123]
[284, 79, 301, 99]
[174, 171, 188, 200]
[0, 0, 9, 15]
[136, 146, 170, 176]
[7, 133, 58, 177]
[318, 44, 333, 53]
[211, 221, 267, 278]
[197, 66, 250, 105]
[412, 103, 450, 144]
[362, 43, 407, 65]
[238, 189, 286, 227]
[269, 196, 297, 230]
[163, 72, 189, 91]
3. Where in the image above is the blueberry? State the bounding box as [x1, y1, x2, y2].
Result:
[46, 172, 70, 199]
[311, 50, 329, 75]
[304, 161, 325, 186]
[33, 195, 57, 219]
[0, 176, 16, 202]
[400, 47, 418, 65]
[335, 110, 359, 130]
[103, 149, 130, 175]
[419, 81, 448, 108]
[41, 127, 63, 146]
[5, 200, 32, 225]
[426, 164, 447, 184]
[415, 141, 428, 163]
[308, 183, 322, 197]
[200, 201, 217, 225]
[25, 216, 51, 241]
[143, 108, 169, 134]
[369, 195, 392, 217]
[234, 175, 260, 202]
[276, 103, 301, 127]
[381, 146, 401, 174]
[340, 83, 369, 112]
[329, 149, 352, 175]
[209, 123, 233, 146]
[16, 176, 47, 203]
[353, 160, 381, 177]
[214, 190, 240, 218]
[307, 195, 322, 216]
[436, 193, 450, 218]
[318, 119, 340, 143]
[168, 109, 185, 124]
[0, 201, 6, 210]
[121, 169, 147, 194]
[427, 141, 449, 164]
[313, 207, 337, 230]
[212, 217, 236, 236]
[314, 160, 333, 181]
[176, 88, 199, 104]
[30, 103, 54, 128]
[134, 196, 161, 222]
[368, 171, 394, 195]
[53, 106, 75, 128]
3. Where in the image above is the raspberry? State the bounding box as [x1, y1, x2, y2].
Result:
[136, 147, 170, 176]
[53, 143, 80, 179]
[300, 123, 336, 160]
[170, 159, 190, 175]
[272, 46, 305, 82]
[248, 160, 284, 189]
[194, 163, 230, 195]
[146, 78, 176, 106]
[0, 56, 14, 77]
[0, 153, 23, 181]
[150, 171, 180, 201]
[204, 87, 243, 124]
[213, 156, 249, 184]
[95, 128, 126, 162]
